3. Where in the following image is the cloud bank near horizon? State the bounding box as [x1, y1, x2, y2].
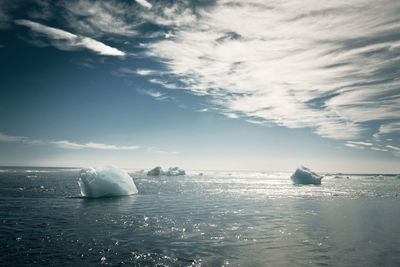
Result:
[0, 132, 184, 156]
[0, 132, 139, 151]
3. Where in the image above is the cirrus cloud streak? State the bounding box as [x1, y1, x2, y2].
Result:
[50, 140, 140, 150]
[15, 19, 125, 56]
[142, 0, 400, 142]
[0, 132, 139, 151]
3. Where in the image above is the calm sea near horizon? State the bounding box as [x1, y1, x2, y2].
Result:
[1, 166, 400, 266]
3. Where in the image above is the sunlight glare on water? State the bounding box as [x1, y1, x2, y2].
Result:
[1, 167, 400, 266]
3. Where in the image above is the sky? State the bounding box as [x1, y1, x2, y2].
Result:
[0, 0, 399, 173]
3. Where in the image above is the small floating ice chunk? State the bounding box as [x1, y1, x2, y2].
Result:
[147, 166, 162, 176]
[164, 167, 185, 176]
[146, 166, 186, 176]
[290, 166, 323, 185]
[79, 166, 138, 198]
[396, 174, 400, 179]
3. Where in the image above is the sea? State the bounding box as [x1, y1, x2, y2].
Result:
[1, 166, 400, 266]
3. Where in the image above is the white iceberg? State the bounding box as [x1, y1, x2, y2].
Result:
[79, 166, 138, 198]
[290, 166, 323, 185]
[146, 166, 186, 176]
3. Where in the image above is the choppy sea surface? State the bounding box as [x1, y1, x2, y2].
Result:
[1, 166, 400, 266]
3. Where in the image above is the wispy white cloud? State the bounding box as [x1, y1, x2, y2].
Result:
[15, 19, 76, 38]
[62, 0, 139, 38]
[345, 140, 398, 156]
[79, 37, 125, 56]
[370, 147, 388, 152]
[345, 143, 365, 149]
[224, 113, 239, 119]
[347, 141, 373, 147]
[15, 19, 125, 56]
[136, 69, 157, 76]
[373, 122, 400, 139]
[345, 140, 379, 151]
[50, 140, 139, 150]
[387, 145, 400, 151]
[141, 0, 400, 141]
[0, 132, 139, 151]
[386, 144, 400, 157]
[0, 132, 27, 142]
[147, 146, 179, 155]
[135, 0, 152, 9]
[148, 78, 179, 90]
[112, 68, 158, 77]
[138, 89, 174, 102]
[245, 119, 266, 125]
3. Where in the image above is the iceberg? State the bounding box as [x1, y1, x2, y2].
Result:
[147, 166, 186, 176]
[396, 174, 400, 179]
[147, 166, 162, 176]
[79, 166, 138, 198]
[290, 166, 323, 185]
[164, 167, 186, 176]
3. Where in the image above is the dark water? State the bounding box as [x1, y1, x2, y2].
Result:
[1, 167, 400, 266]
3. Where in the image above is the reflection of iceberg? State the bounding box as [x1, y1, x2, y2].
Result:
[147, 166, 186, 176]
[79, 166, 138, 198]
[334, 175, 349, 179]
[291, 166, 323, 185]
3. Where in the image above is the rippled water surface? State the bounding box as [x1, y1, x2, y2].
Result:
[1, 167, 400, 266]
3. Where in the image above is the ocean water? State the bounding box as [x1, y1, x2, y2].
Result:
[1, 167, 400, 266]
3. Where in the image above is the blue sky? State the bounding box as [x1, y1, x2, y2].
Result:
[0, 0, 399, 172]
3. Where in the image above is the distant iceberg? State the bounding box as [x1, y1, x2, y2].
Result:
[147, 166, 162, 176]
[79, 166, 138, 198]
[147, 166, 186, 176]
[164, 167, 186, 176]
[291, 166, 323, 185]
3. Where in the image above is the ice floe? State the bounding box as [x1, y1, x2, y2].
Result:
[290, 166, 323, 185]
[79, 166, 138, 198]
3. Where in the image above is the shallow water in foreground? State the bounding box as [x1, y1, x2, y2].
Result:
[1, 167, 400, 266]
